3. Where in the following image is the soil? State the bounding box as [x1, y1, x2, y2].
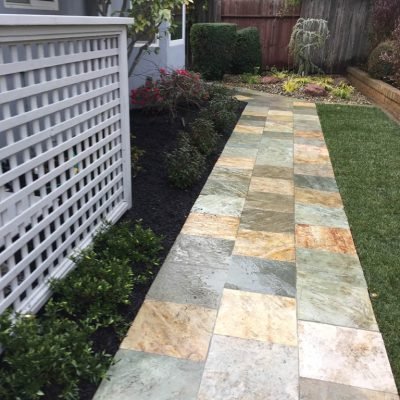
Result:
[76, 103, 245, 400]
[223, 74, 373, 105]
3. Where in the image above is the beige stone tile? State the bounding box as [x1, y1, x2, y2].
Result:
[294, 162, 335, 178]
[294, 102, 316, 108]
[234, 124, 264, 135]
[121, 300, 217, 362]
[214, 289, 297, 346]
[234, 229, 295, 262]
[299, 321, 398, 394]
[234, 95, 253, 101]
[295, 144, 331, 164]
[296, 187, 343, 208]
[216, 156, 255, 170]
[264, 121, 293, 133]
[268, 110, 294, 117]
[296, 224, 357, 255]
[249, 177, 294, 196]
[181, 213, 240, 240]
[295, 130, 324, 140]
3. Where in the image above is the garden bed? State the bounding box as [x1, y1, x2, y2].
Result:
[223, 73, 371, 105]
[347, 67, 400, 122]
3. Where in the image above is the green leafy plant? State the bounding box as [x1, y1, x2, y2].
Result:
[131, 135, 145, 178]
[289, 18, 330, 75]
[232, 27, 262, 74]
[331, 83, 354, 99]
[270, 67, 290, 79]
[240, 73, 261, 84]
[166, 133, 206, 188]
[368, 40, 397, 80]
[312, 76, 334, 90]
[283, 79, 301, 93]
[189, 117, 220, 156]
[190, 23, 237, 80]
[207, 83, 236, 100]
[292, 76, 313, 85]
[0, 313, 109, 400]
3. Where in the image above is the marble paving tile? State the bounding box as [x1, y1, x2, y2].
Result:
[235, 118, 266, 127]
[268, 110, 294, 116]
[234, 95, 253, 101]
[201, 178, 249, 198]
[147, 261, 228, 309]
[121, 300, 216, 362]
[294, 162, 335, 178]
[262, 131, 293, 140]
[249, 176, 294, 196]
[208, 166, 252, 183]
[295, 130, 324, 140]
[300, 378, 400, 400]
[294, 121, 322, 131]
[295, 174, 339, 192]
[245, 191, 294, 213]
[294, 137, 326, 147]
[256, 142, 293, 168]
[94, 350, 204, 400]
[198, 335, 298, 400]
[264, 121, 293, 133]
[182, 213, 240, 241]
[214, 288, 297, 346]
[299, 321, 398, 394]
[239, 114, 266, 122]
[294, 114, 320, 121]
[216, 156, 255, 170]
[166, 234, 234, 270]
[242, 107, 270, 118]
[192, 194, 245, 217]
[295, 203, 349, 228]
[252, 165, 293, 180]
[296, 224, 357, 255]
[297, 248, 366, 287]
[294, 144, 330, 164]
[221, 146, 258, 159]
[298, 276, 378, 331]
[296, 187, 343, 208]
[240, 208, 294, 233]
[234, 229, 295, 262]
[234, 124, 264, 135]
[294, 101, 316, 108]
[225, 255, 296, 297]
[268, 115, 294, 124]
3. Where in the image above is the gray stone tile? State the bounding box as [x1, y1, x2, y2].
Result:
[240, 208, 294, 233]
[295, 174, 339, 192]
[225, 255, 296, 297]
[221, 146, 258, 159]
[245, 191, 294, 213]
[236, 117, 266, 127]
[192, 194, 245, 217]
[147, 260, 228, 309]
[201, 178, 249, 198]
[299, 321, 397, 394]
[166, 234, 234, 270]
[228, 132, 262, 148]
[294, 137, 326, 147]
[298, 276, 378, 331]
[94, 350, 204, 400]
[295, 203, 349, 228]
[262, 131, 293, 140]
[300, 378, 400, 400]
[252, 165, 293, 180]
[256, 139, 293, 168]
[296, 248, 367, 287]
[197, 335, 299, 400]
[208, 166, 252, 183]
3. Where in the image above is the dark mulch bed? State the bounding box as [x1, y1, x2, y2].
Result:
[78, 103, 245, 399]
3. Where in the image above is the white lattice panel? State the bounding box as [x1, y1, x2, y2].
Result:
[0, 16, 133, 314]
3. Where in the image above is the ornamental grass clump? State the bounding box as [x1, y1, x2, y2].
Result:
[289, 18, 330, 75]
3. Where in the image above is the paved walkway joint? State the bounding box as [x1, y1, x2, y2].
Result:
[95, 89, 399, 400]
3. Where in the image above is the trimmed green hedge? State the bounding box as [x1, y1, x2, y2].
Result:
[190, 23, 237, 80]
[232, 27, 262, 74]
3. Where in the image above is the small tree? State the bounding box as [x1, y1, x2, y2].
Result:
[96, 0, 191, 76]
[289, 18, 329, 75]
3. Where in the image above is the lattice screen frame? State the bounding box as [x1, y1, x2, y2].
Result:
[0, 15, 133, 315]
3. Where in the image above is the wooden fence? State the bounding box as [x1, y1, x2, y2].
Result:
[217, 0, 371, 72]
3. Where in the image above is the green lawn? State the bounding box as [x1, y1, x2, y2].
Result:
[317, 104, 400, 390]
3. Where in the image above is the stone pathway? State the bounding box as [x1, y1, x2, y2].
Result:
[94, 90, 399, 400]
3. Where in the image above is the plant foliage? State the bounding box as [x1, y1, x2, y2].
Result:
[289, 18, 330, 75]
[368, 40, 397, 80]
[189, 117, 220, 155]
[232, 27, 262, 74]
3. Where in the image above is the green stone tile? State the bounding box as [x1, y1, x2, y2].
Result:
[295, 174, 339, 192]
[239, 114, 267, 122]
[262, 131, 293, 140]
[208, 166, 252, 183]
[297, 248, 366, 287]
[298, 275, 378, 331]
[295, 204, 349, 228]
[201, 178, 249, 198]
[192, 194, 245, 217]
[94, 350, 204, 400]
[256, 141, 293, 168]
[252, 165, 293, 180]
[227, 132, 261, 148]
[221, 146, 258, 159]
[245, 191, 294, 213]
[240, 208, 294, 233]
[225, 255, 296, 297]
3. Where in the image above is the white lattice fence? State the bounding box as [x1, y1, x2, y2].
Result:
[0, 15, 133, 315]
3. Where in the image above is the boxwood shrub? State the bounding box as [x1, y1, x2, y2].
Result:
[232, 27, 262, 74]
[190, 23, 237, 80]
[368, 41, 396, 80]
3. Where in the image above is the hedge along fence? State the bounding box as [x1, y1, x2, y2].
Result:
[190, 23, 262, 79]
[0, 15, 133, 316]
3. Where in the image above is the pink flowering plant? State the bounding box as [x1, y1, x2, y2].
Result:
[130, 68, 209, 119]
